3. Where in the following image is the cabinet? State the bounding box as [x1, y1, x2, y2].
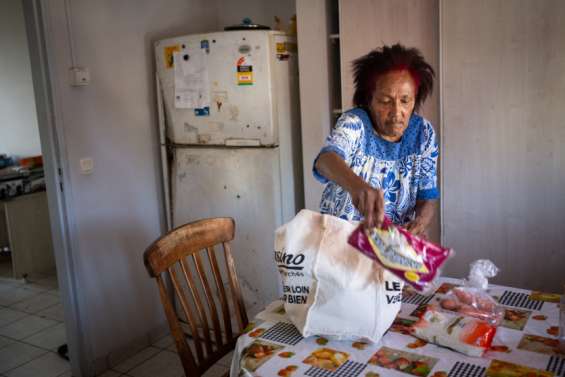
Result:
[1, 191, 55, 279]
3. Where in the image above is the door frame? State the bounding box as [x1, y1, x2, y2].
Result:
[22, 0, 91, 375]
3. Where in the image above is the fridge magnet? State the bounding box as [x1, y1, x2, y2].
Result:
[276, 42, 286, 53]
[236, 56, 253, 85]
[194, 106, 210, 116]
[200, 39, 210, 54]
[276, 42, 289, 61]
[238, 44, 251, 54]
[164, 44, 181, 68]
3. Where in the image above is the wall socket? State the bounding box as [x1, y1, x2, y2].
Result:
[70, 67, 90, 86]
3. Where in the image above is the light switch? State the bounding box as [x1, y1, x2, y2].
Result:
[80, 158, 93, 174]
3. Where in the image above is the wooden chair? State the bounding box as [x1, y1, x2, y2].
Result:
[144, 218, 249, 377]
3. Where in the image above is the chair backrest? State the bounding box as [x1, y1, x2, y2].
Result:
[144, 217, 248, 376]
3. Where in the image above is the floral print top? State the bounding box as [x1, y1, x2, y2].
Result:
[313, 108, 439, 225]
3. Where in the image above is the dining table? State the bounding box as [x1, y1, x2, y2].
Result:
[229, 277, 564, 377]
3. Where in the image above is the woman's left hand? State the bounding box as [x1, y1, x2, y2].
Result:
[404, 200, 436, 237]
[404, 218, 428, 238]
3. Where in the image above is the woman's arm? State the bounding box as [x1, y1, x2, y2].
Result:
[315, 151, 385, 228]
[404, 199, 436, 237]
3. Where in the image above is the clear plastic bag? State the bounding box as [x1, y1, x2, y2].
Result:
[438, 260, 504, 326]
[348, 217, 453, 293]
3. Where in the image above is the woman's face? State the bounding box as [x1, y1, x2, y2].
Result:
[369, 70, 417, 142]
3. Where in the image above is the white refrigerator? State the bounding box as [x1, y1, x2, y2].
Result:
[155, 30, 303, 313]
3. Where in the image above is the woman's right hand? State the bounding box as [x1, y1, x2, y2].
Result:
[349, 182, 385, 229]
[315, 152, 385, 228]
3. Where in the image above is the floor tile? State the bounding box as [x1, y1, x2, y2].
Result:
[19, 283, 52, 294]
[0, 287, 39, 306]
[0, 308, 28, 327]
[23, 272, 50, 282]
[0, 278, 21, 288]
[152, 334, 174, 349]
[33, 277, 59, 289]
[216, 351, 234, 367]
[96, 370, 121, 377]
[5, 351, 70, 377]
[202, 364, 228, 377]
[44, 289, 61, 298]
[11, 294, 60, 314]
[0, 341, 47, 373]
[37, 303, 65, 322]
[127, 350, 184, 377]
[0, 335, 16, 349]
[22, 322, 66, 351]
[166, 337, 195, 353]
[0, 315, 58, 340]
[113, 346, 161, 373]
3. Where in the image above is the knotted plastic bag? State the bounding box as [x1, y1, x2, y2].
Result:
[438, 260, 504, 325]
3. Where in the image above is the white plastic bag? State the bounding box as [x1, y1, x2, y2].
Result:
[274, 209, 403, 342]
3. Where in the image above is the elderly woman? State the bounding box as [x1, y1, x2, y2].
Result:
[314, 44, 438, 236]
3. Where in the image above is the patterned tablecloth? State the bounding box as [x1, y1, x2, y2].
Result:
[229, 278, 564, 377]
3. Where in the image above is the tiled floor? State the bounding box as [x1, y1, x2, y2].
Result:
[101, 334, 231, 377]
[0, 271, 231, 377]
[0, 272, 69, 377]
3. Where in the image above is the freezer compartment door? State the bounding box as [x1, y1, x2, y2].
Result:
[156, 31, 279, 146]
[171, 147, 283, 313]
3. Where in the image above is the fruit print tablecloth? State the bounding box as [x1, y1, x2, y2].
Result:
[229, 278, 564, 377]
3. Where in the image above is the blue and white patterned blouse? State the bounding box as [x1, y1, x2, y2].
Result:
[313, 108, 439, 225]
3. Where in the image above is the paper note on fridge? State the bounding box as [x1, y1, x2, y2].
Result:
[173, 50, 210, 109]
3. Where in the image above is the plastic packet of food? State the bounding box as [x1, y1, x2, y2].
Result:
[347, 217, 453, 293]
[438, 260, 504, 325]
[411, 305, 497, 357]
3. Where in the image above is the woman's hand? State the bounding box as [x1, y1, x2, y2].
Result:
[315, 152, 386, 228]
[349, 182, 385, 229]
[404, 200, 437, 237]
[404, 218, 428, 237]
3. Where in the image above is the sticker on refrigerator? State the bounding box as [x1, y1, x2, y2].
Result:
[164, 44, 181, 69]
[236, 56, 253, 86]
[200, 39, 210, 54]
[276, 42, 295, 61]
[174, 50, 210, 109]
[194, 106, 210, 116]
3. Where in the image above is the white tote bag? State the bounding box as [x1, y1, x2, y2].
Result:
[274, 209, 403, 342]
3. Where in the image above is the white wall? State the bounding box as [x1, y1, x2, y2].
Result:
[441, 0, 565, 292]
[296, 0, 335, 210]
[40, 0, 295, 374]
[42, 0, 218, 372]
[0, 0, 41, 158]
